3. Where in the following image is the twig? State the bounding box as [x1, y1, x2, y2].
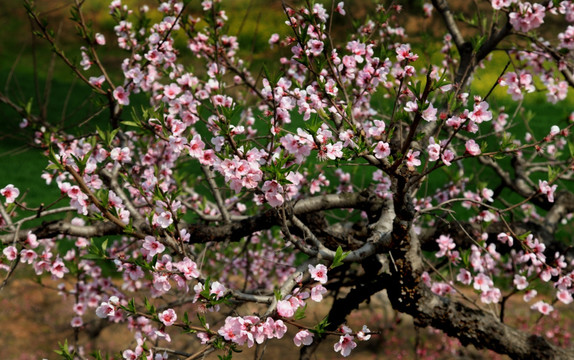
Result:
[201, 165, 231, 224]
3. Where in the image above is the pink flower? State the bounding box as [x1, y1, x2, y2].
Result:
[513, 275, 529, 290]
[308, 264, 328, 284]
[1, 184, 19, 204]
[163, 83, 182, 100]
[50, 257, 69, 278]
[3, 246, 17, 261]
[557, 290, 573, 305]
[406, 150, 421, 170]
[491, 0, 513, 11]
[197, 332, 211, 344]
[325, 79, 338, 96]
[368, 120, 386, 138]
[307, 39, 324, 57]
[154, 273, 172, 293]
[325, 142, 343, 160]
[500, 71, 535, 100]
[122, 349, 137, 360]
[155, 211, 173, 228]
[262, 180, 284, 207]
[274, 319, 288, 338]
[395, 44, 418, 62]
[531, 300, 554, 315]
[113, 86, 130, 106]
[432, 282, 455, 296]
[334, 334, 357, 357]
[497, 232, 514, 247]
[268, 33, 280, 46]
[427, 142, 441, 161]
[404, 101, 418, 113]
[509, 2, 546, 33]
[20, 249, 37, 264]
[80, 49, 92, 70]
[423, 2, 433, 17]
[481, 188, 494, 202]
[143, 236, 165, 257]
[446, 115, 463, 128]
[481, 288, 502, 304]
[210, 281, 227, 300]
[110, 147, 132, 163]
[176, 257, 200, 279]
[155, 329, 171, 343]
[441, 149, 455, 166]
[159, 309, 177, 326]
[465, 139, 481, 156]
[422, 103, 437, 122]
[89, 75, 106, 87]
[70, 316, 83, 328]
[468, 101, 492, 123]
[456, 268, 473, 285]
[95, 298, 118, 318]
[473, 273, 493, 292]
[277, 299, 295, 318]
[373, 141, 391, 159]
[293, 330, 314, 347]
[357, 325, 372, 341]
[95, 33, 106, 45]
[435, 234, 455, 258]
[539, 180, 557, 203]
[311, 284, 327, 302]
[335, 2, 346, 15]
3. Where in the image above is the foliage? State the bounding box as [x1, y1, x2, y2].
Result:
[1, 0, 574, 359]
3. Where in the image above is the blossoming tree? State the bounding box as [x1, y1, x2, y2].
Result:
[1, 0, 574, 359]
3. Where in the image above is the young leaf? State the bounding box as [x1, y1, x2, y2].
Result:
[293, 304, 307, 320]
[330, 246, 349, 269]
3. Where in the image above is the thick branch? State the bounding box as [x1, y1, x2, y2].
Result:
[431, 0, 465, 51]
[546, 191, 574, 232]
[2, 193, 381, 246]
[185, 192, 382, 244]
[433, 0, 511, 87]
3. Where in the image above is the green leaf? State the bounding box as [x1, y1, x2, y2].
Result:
[90, 350, 104, 360]
[25, 97, 33, 115]
[293, 304, 307, 320]
[310, 316, 330, 336]
[217, 351, 233, 360]
[568, 140, 574, 158]
[54, 340, 75, 360]
[471, 35, 486, 52]
[128, 298, 136, 313]
[197, 313, 208, 329]
[121, 120, 139, 127]
[48, 146, 63, 170]
[330, 246, 349, 269]
[81, 253, 103, 260]
[144, 297, 154, 313]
